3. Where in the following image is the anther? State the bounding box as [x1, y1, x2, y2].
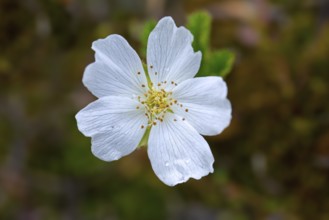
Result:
[141, 84, 146, 87]
[153, 122, 157, 126]
[137, 71, 141, 75]
[182, 118, 185, 121]
[150, 65, 153, 69]
[155, 72, 158, 75]
[141, 125, 144, 129]
[136, 106, 140, 109]
[174, 119, 177, 122]
[185, 109, 189, 112]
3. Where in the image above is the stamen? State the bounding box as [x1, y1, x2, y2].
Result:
[137, 86, 172, 126]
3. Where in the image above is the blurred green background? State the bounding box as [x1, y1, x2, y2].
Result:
[1, 0, 329, 219]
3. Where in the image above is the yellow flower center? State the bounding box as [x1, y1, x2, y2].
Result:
[138, 86, 173, 125]
[146, 88, 170, 115]
[135, 74, 188, 129]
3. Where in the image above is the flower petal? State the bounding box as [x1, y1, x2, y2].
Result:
[147, 17, 201, 89]
[83, 34, 148, 98]
[76, 96, 148, 161]
[148, 113, 214, 186]
[171, 77, 232, 136]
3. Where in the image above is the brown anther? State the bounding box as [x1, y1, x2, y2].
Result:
[141, 84, 145, 87]
[141, 125, 144, 129]
[137, 71, 141, 75]
[136, 106, 140, 109]
[150, 65, 153, 69]
[182, 118, 185, 121]
[164, 81, 167, 83]
[174, 119, 177, 122]
[180, 104, 183, 107]
[157, 83, 161, 86]
[174, 100, 177, 104]
[185, 109, 189, 112]
[155, 72, 158, 75]
[153, 122, 157, 126]
[171, 81, 174, 84]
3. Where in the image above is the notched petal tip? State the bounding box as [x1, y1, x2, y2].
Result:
[75, 109, 93, 138]
[91, 136, 123, 162]
[157, 16, 175, 25]
[91, 34, 125, 51]
[163, 162, 215, 187]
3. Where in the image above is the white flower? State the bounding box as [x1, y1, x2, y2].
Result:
[76, 17, 232, 186]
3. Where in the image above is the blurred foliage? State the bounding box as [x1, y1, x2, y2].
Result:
[1, 0, 329, 220]
[203, 49, 235, 78]
[186, 11, 235, 77]
[187, 11, 211, 56]
[140, 19, 156, 58]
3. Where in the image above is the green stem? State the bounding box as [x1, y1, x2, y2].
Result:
[138, 126, 151, 148]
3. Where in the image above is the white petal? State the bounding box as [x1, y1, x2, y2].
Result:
[83, 34, 148, 98]
[76, 96, 148, 161]
[148, 113, 214, 186]
[171, 77, 232, 136]
[147, 17, 201, 89]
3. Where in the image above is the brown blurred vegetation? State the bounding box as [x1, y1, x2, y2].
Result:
[1, 0, 329, 219]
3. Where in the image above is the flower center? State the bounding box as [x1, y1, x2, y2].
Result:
[146, 88, 170, 115]
[139, 87, 173, 125]
[137, 85, 176, 126]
